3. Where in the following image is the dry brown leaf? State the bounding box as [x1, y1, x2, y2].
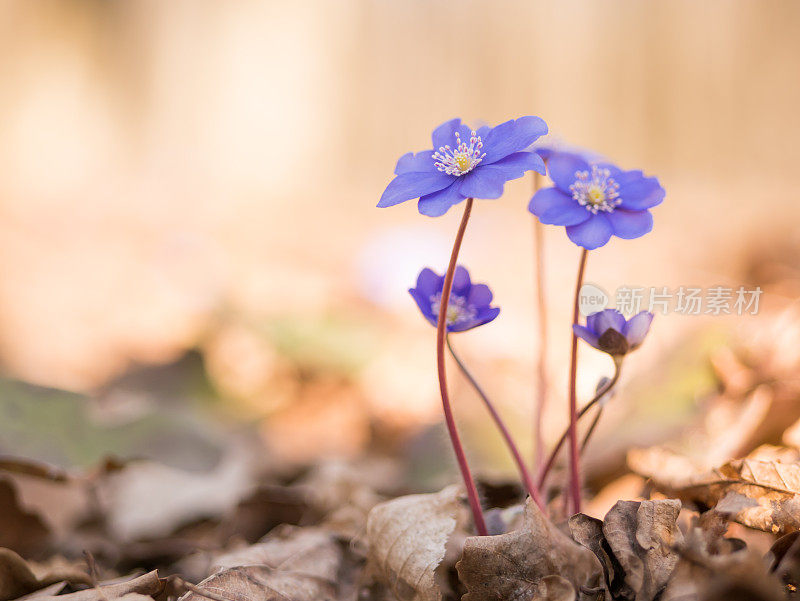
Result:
[180, 564, 337, 601]
[212, 525, 341, 576]
[0, 480, 51, 557]
[0, 548, 92, 601]
[456, 499, 604, 601]
[365, 485, 462, 601]
[23, 572, 163, 601]
[630, 447, 800, 534]
[602, 500, 683, 601]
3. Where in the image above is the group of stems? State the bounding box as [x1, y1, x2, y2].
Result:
[435, 182, 619, 533]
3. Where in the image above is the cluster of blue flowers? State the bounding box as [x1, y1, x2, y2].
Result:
[379, 116, 662, 343]
[377, 115, 663, 527]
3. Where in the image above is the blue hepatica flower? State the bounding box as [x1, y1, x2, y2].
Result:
[378, 117, 548, 217]
[573, 309, 654, 357]
[529, 151, 665, 250]
[409, 266, 500, 332]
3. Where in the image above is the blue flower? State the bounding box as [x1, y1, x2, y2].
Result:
[409, 266, 500, 332]
[528, 151, 665, 250]
[378, 117, 548, 217]
[573, 309, 653, 357]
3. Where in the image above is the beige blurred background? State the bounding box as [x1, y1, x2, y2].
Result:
[0, 0, 799, 475]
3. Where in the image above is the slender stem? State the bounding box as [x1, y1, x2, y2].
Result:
[435, 198, 487, 536]
[446, 336, 545, 510]
[532, 171, 549, 474]
[538, 361, 621, 490]
[567, 249, 589, 514]
[581, 406, 604, 452]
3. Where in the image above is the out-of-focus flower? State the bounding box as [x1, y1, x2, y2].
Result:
[573, 309, 653, 357]
[529, 151, 665, 250]
[408, 266, 500, 332]
[378, 117, 548, 217]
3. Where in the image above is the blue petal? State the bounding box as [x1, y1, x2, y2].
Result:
[565, 214, 613, 249]
[617, 174, 665, 210]
[547, 152, 590, 193]
[450, 307, 500, 332]
[473, 306, 501, 327]
[431, 118, 463, 150]
[593, 309, 626, 335]
[395, 151, 436, 175]
[623, 311, 653, 348]
[607, 209, 653, 239]
[408, 287, 436, 325]
[573, 325, 600, 350]
[483, 151, 546, 180]
[378, 171, 457, 209]
[467, 283, 493, 308]
[482, 116, 548, 164]
[528, 187, 590, 226]
[451, 266, 472, 296]
[458, 168, 506, 199]
[417, 181, 466, 217]
[414, 267, 443, 297]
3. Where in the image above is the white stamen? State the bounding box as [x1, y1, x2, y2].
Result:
[430, 293, 476, 325]
[570, 165, 621, 214]
[432, 130, 486, 176]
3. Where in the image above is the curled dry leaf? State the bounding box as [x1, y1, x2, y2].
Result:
[21, 571, 163, 601]
[570, 499, 683, 601]
[658, 510, 781, 601]
[212, 525, 341, 576]
[365, 485, 463, 601]
[629, 446, 800, 534]
[0, 548, 92, 601]
[456, 499, 604, 601]
[180, 534, 343, 601]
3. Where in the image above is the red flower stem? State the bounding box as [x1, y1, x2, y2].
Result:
[436, 198, 487, 536]
[531, 171, 549, 474]
[567, 248, 588, 514]
[446, 336, 545, 510]
[581, 406, 604, 452]
[537, 361, 621, 491]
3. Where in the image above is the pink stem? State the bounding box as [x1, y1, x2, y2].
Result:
[446, 336, 545, 510]
[567, 248, 588, 514]
[435, 198, 487, 536]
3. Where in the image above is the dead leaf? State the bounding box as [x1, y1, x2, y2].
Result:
[0, 480, 51, 558]
[365, 485, 462, 601]
[630, 448, 800, 534]
[23, 572, 162, 601]
[603, 500, 683, 601]
[179, 565, 336, 601]
[456, 499, 604, 601]
[0, 548, 92, 601]
[212, 525, 341, 576]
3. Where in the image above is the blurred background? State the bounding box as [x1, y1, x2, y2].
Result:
[1, 0, 799, 493]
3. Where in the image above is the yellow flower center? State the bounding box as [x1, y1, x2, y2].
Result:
[454, 153, 473, 173]
[587, 184, 606, 205]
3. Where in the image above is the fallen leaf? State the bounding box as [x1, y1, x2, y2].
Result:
[365, 485, 462, 601]
[0, 548, 93, 601]
[23, 572, 162, 601]
[0, 480, 51, 558]
[457, 499, 604, 601]
[180, 565, 335, 601]
[602, 500, 683, 601]
[630, 448, 800, 534]
[212, 525, 341, 576]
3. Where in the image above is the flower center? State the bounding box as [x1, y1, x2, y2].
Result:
[570, 165, 621, 214]
[432, 131, 486, 176]
[430, 293, 476, 325]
